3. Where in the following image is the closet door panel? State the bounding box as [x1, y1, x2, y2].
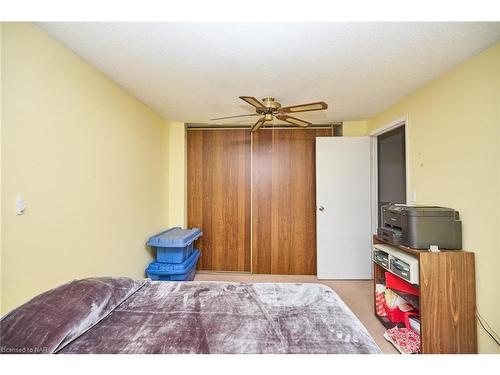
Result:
[252, 128, 331, 275]
[187, 129, 251, 272]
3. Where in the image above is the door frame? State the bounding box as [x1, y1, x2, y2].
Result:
[369, 115, 410, 234]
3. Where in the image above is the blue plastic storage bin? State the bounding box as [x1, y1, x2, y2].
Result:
[147, 227, 202, 263]
[146, 249, 200, 281]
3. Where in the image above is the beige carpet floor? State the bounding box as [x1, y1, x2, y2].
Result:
[194, 272, 398, 354]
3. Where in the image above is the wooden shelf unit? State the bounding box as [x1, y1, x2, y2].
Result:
[373, 235, 477, 354]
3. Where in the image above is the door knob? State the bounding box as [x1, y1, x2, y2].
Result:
[318, 206, 325, 212]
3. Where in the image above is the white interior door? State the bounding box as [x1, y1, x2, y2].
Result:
[316, 137, 372, 279]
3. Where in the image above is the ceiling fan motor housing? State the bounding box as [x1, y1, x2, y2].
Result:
[257, 96, 282, 115]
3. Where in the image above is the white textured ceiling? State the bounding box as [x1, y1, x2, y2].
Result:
[38, 22, 500, 124]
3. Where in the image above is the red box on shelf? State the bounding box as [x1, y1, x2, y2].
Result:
[383, 301, 406, 323]
[385, 271, 419, 296]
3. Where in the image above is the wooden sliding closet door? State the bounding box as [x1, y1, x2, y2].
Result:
[187, 129, 251, 272]
[252, 128, 331, 275]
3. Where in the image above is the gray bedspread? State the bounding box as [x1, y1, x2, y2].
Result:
[59, 281, 381, 354]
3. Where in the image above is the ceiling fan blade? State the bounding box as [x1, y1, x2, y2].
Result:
[239, 96, 265, 109]
[251, 117, 266, 132]
[211, 113, 259, 120]
[280, 101, 328, 114]
[276, 114, 311, 128]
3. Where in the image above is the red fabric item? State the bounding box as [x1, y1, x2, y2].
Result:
[375, 291, 387, 317]
[385, 327, 421, 354]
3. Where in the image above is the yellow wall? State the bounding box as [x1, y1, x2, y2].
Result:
[166, 122, 187, 227]
[343, 120, 368, 136]
[367, 42, 500, 353]
[1, 23, 169, 314]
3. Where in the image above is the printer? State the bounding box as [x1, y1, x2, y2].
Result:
[378, 204, 462, 249]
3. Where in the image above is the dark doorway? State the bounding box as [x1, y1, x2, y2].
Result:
[377, 126, 406, 226]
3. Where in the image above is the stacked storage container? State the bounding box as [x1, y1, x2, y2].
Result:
[146, 227, 202, 281]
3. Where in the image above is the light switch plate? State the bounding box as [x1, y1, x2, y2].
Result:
[16, 196, 26, 215]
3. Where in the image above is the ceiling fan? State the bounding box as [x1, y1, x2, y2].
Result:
[211, 96, 328, 132]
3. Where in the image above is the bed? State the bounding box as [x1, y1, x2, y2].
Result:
[0, 277, 381, 354]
